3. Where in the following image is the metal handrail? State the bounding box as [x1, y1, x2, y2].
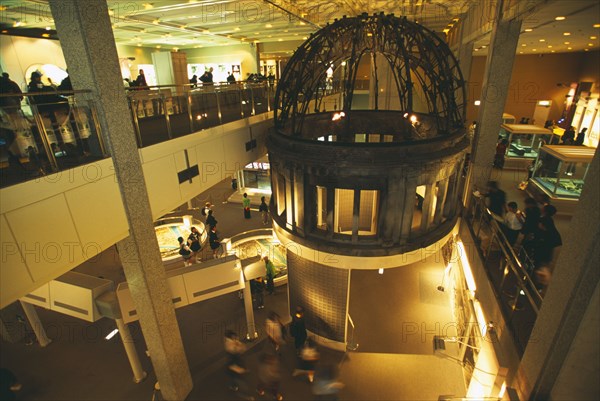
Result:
[469, 194, 543, 310]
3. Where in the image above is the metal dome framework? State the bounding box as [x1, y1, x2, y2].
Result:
[274, 13, 466, 139]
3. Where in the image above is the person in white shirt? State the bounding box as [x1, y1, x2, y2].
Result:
[503, 201, 524, 245]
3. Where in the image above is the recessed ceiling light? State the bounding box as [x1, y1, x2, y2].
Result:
[589, 43, 594, 46]
[265, 24, 273, 28]
[555, 16, 566, 21]
[481, 45, 487, 48]
[539, 39, 545, 42]
[278, 38, 283, 41]
[302, 36, 308, 40]
[234, 27, 240, 31]
[254, 32, 260, 34]
[563, 32, 571, 36]
[203, 29, 210, 34]
[551, 50, 555, 53]
[564, 41, 570, 44]
[41, 33, 50, 38]
[524, 28, 533, 32]
[547, 45, 552, 48]
[474, 48, 479, 51]
[594, 24, 600, 28]
[591, 36, 597, 39]
[299, 21, 306, 26]
[137, 43, 142, 46]
[568, 47, 572, 50]
[585, 48, 589, 51]
[519, 51, 523, 54]
[156, 45, 161, 48]
[532, 49, 537, 51]
[521, 44, 527, 47]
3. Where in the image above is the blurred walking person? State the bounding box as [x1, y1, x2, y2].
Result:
[257, 353, 283, 401]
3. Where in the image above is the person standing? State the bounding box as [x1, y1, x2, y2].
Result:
[251, 277, 265, 309]
[561, 126, 576, 145]
[135, 69, 147, 88]
[209, 225, 222, 258]
[187, 226, 202, 263]
[243, 193, 251, 219]
[178, 236, 193, 266]
[289, 306, 308, 353]
[259, 196, 269, 225]
[502, 202, 524, 246]
[574, 127, 587, 146]
[205, 209, 218, 230]
[484, 181, 506, 218]
[263, 256, 276, 295]
[227, 72, 236, 84]
[0, 72, 23, 112]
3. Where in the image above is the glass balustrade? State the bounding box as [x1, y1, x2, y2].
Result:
[0, 81, 280, 188]
[464, 193, 544, 355]
[0, 90, 107, 188]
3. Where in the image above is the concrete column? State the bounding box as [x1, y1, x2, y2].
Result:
[467, 3, 522, 195]
[48, 1, 192, 399]
[420, 183, 435, 232]
[19, 301, 51, 347]
[383, 172, 402, 244]
[433, 177, 450, 226]
[515, 150, 600, 399]
[242, 284, 258, 340]
[115, 318, 147, 383]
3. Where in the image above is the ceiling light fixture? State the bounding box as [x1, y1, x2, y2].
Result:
[45, 26, 51, 30]
[563, 32, 571, 36]
[524, 28, 533, 32]
[265, 24, 273, 28]
[555, 16, 566, 21]
[203, 29, 210, 34]
[539, 39, 545, 42]
[588, 43, 594, 46]
[564, 41, 570, 44]
[521, 44, 527, 46]
[42, 33, 50, 38]
[567, 46, 572, 50]
[594, 24, 600, 28]
[142, 3, 154, 10]
[591, 36, 597, 39]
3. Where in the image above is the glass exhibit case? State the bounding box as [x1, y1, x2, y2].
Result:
[499, 124, 557, 163]
[530, 145, 595, 201]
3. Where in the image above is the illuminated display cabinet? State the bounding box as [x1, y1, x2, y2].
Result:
[528, 145, 595, 212]
[498, 123, 557, 169]
[267, 13, 468, 349]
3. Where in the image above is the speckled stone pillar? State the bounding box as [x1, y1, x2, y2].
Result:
[467, 4, 522, 194]
[515, 150, 600, 399]
[48, 1, 192, 399]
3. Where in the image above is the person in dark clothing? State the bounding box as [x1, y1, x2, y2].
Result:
[561, 126, 575, 145]
[250, 277, 265, 309]
[209, 225, 221, 258]
[0, 73, 23, 111]
[259, 196, 269, 225]
[519, 197, 541, 252]
[493, 138, 508, 168]
[189, 74, 198, 88]
[187, 226, 202, 263]
[135, 69, 147, 88]
[205, 209, 218, 230]
[533, 205, 562, 268]
[290, 306, 308, 353]
[574, 127, 587, 146]
[199, 68, 214, 85]
[227, 72, 236, 84]
[485, 181, 506, 217]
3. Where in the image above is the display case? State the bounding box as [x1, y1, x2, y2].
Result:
[498, 124, 558, 169]
[528, 145, 595, 212]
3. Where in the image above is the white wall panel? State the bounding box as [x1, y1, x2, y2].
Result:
[0, 215, 34, 306]
[5, 194, 84, 282]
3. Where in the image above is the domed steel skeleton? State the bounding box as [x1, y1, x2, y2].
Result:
[274, 13, 466, 141]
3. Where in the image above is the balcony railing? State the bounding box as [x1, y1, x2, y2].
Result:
[0, 81, 276, 188]
[463, 193, 543, 356]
